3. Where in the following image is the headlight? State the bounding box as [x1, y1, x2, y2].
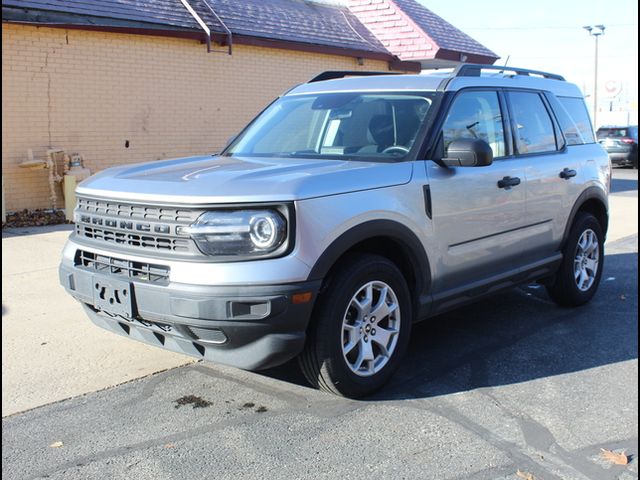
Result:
[180, 209, 288, 258]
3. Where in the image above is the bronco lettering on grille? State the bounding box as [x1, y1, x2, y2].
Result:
[80, 216, 172, 234]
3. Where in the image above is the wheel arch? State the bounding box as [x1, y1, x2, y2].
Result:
[562, 187, 609, 247]
[307, 220, 431, 319]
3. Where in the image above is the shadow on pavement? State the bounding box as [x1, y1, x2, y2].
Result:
[611, 175, 638, 194]
[260, 250, 638, 400]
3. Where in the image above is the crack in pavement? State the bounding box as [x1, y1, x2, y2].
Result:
[27, 409, 287, 480]
[417, 401, 565, 480]
[405, 394, 636, 480]
[119, 366, 191, 408]
[190, 363, 314, 406]
[26, 398, 365, 480]
[480, 390, 621, 480]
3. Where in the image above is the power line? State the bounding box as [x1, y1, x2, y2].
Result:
[507, 55, 637, 59]
[462, 23, 637, 30]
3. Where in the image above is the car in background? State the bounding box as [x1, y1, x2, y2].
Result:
[596, 125, 638, 169]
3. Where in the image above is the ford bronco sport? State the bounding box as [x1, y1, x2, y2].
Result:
[60, 65, 611, 398]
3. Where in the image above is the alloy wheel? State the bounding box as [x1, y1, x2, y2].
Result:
[574, 229, 600, 292]
[341, 281, 401, 377]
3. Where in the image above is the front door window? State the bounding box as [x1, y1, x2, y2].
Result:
[442, 91, 506, 158]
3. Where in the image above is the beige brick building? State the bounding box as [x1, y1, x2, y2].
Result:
[2, 24, 393, 212]
[2, 0, 496, 214]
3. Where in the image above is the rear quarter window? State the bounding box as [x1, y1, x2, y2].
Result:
[557, 97, 596, 144]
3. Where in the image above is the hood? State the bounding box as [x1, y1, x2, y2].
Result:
[76, 155, 414, 204]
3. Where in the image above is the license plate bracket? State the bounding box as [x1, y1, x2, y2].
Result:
[93, 276, 134, 318]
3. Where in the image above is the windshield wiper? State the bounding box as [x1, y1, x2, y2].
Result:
[289, 151, 358, 160]
[288, 150, 321, 156]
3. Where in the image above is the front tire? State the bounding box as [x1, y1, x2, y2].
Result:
[546, 212, 604, 307]
[299, 254, 412, 398]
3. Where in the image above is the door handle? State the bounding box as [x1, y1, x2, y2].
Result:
[560, 168, 577, 179]
[497, 176, 521, 189]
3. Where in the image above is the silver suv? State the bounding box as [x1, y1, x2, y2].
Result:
[59, 65, 611, 397]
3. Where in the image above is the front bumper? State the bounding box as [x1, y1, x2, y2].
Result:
[59, 263, 320, 371]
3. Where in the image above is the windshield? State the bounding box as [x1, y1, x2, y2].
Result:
[224, 92, 435, 160]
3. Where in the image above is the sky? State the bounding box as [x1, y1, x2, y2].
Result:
[419, 0, 639, 125]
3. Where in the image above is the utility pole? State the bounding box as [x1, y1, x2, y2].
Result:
[583, 25, 605, 128]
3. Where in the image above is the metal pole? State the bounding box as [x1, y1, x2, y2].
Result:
[584, 25, 605, 128]
[594, 34, 599, 128]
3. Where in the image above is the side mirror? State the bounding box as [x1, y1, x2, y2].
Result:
[442, 139, 493, 167]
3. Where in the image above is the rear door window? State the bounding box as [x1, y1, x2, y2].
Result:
[509, 91, 558, 154]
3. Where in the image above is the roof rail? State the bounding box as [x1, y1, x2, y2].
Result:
[451, 64, 565, 81]
[308, 71, 400, 83]
[308, 65, 565, 86]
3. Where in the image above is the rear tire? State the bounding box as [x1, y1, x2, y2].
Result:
[546, 212, 604, 307]
[299, 254, 412, 398]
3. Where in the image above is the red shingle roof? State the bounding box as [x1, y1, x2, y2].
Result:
[3, 0, 497, 64]
[348, 0, 498, 64]
[391, 0, 497, 59]
[204, 0, 389, 55]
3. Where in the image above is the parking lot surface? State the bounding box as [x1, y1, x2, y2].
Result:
[2, 169, 638, 480]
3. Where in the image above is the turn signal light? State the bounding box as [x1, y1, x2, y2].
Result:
[292, 292, 313, 304]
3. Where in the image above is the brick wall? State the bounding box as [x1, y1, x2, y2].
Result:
[1, 23, 389, 212]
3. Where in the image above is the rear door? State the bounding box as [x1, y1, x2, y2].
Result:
[426, 89, 529, 293]
[505, 90, 574, 259]
[513, 92, 607, 259]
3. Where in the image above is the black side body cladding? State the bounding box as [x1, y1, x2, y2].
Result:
[306, 220, 432, 319]
[428, 254, 563, 317]
[562, 187, 609, 245]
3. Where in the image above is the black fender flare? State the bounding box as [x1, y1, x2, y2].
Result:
[306, 219, 431, 302]
[562, 186, 609, 247]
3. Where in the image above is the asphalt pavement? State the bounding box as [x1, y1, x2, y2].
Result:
[2, 168, 638, 480]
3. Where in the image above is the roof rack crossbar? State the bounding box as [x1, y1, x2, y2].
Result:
[308, 71, 400, 83]
[452, 64, 565, 81]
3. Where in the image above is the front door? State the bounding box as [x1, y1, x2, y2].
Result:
[426, 89, 529, 294]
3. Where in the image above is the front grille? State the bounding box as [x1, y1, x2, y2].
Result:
[76, 224, 192, 252]
[75, 250, 170, 284]
[77, 197, 200, 223]
[74, 196, 203, 256]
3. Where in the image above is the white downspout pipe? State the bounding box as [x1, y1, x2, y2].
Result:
[180, 0, 212, 52]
